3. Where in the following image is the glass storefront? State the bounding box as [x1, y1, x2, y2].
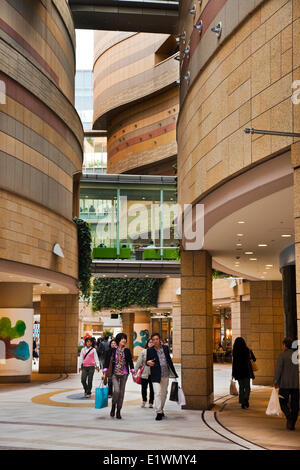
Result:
[80, 182, 179, 260]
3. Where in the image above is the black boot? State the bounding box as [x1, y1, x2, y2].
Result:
[110, 404, 116, 417]
[116, 408, 122, 419]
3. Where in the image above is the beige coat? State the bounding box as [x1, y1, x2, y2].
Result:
[134, 348, 151, 379]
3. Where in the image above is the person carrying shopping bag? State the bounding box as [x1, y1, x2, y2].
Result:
[232, 337, 256, 409]
[273, 337, 299, 430]
[146, 333, 178, 421]
[79, 337, 100, 398]
[102, 333, 135, 419]
[134, 338, 154, 408]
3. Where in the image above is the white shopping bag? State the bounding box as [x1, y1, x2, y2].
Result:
[230, 379, 238, 396]
[266, 388, 282, 417]
[177, 386, 186, 406]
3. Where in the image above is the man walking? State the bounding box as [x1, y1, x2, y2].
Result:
[274, 337, 299, 430]
[146, 333, 178, 421]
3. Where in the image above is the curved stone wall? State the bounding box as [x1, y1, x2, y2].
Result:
[93, 31, 179, 174]
[177, 0, 300, 206]
[0, 0, 82, 282]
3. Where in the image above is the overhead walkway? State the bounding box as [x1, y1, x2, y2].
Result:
[69, 0, 179, 33]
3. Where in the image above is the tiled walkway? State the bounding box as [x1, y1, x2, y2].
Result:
[0, 363, 298, 450]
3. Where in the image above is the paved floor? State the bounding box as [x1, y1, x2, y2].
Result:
[0, 363, 298, 450]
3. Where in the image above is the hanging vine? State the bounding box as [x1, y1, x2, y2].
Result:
[73, 217, 92, 301]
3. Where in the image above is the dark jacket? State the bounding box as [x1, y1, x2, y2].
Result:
[232, 347, 256, 380]
[274, 349, 299, 389]
[103, 347, 134, 375]
[146, 345, 178, 383]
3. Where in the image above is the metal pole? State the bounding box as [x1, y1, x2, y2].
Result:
[244, 128, 300, 138]
[160, 188, 164, 259]
[117, 188, 120, 258]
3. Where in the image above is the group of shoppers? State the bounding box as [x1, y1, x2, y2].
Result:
[79, 331, 177, 421]
[79, 331, 299, 429]
[232, 336, 299, 430]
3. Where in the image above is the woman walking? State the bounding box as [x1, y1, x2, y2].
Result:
[134, 338, 154, 408]
[232, 337, 256, 409]
[106, 338, 117, 398]
[79, 337, 100, 398]
[102, 333, 135, 419]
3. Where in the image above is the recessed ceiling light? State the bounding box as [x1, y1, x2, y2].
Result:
[281, 234, 292, 238]
[237, 221, 245, 224]
[265, 264, 273, 267]
[245, 252, 254, 255]
[250, 258, 257, 261]
[237, 234, 244, 237]
[258, 244, 268, 247]
[236, 243, 242, 246]
[260, 276, 265, 279]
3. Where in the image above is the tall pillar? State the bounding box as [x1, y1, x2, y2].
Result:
[39, 294, 79, 373]
[0, 283, 34, 383]
[231, 297, 250, 346]
[292, 141, 300, 389]
[172, 301, 181, 363]
[249, 281, 284, 385]
[181, 250, 213, 410]
[122, 311, 135, 354]
[281, 264, 297, 339]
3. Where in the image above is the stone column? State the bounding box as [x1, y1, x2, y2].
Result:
[39, 294, 79, 373]
[181, 250, 213, 410]
[292, 141, 300, 388]
[0, 283, 34, 383]
[281, 264, 297, 339]
[249, 281, 284, 385]
[122, 311, 135, 354]
[172, 301, 181, 363]
[231, 297, 251, 346]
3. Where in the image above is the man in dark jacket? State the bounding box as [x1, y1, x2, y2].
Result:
[146, 333, 178, 421]
[274, 337, 299, 430]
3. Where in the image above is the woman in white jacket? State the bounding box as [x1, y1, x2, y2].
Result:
[134, 338, 154, 408]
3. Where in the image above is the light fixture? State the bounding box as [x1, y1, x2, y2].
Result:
[188, 5, 196, 15]
[183, 46, 190, 56]
[258, 244, 268, 247]
[194, 20, 203, 32]
[238, 221, 245, 224]
[249, 258, 257, 261]
[237, 234, 244, 237]
[281, 234, 292, 238]
[265, 264, 273, 267]
[53, 243, 64, 258]
[211, 21, 222, 38]
[245, 251, 254, 255]
[183, 71, 190, 82]
[236, 243, 242, 246]
[175, 79, 180, 85]
[174, 55, 180, 61]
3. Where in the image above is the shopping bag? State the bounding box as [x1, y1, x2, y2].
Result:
[266, 388, 282, 417]
[177, 386, 186, 406]
[230, 379, 238, 396]
[134, 366, 144, 385]
[95, 380, 108, 409]
[169, 380, 178, 401]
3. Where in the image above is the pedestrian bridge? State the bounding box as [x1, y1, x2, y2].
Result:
[69, 0, 179, 34]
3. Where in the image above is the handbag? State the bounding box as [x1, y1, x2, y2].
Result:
[266, 388, 282, 417]
[95, 380, 109, 409]
[134, 366, 144, 385]
[230, 379, 238, 396]
[169, 380, 179, 402]
[250, 359, 258, 371]
[177, 386, 186, 406]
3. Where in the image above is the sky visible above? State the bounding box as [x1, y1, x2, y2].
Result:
[75, 29, 94, 71]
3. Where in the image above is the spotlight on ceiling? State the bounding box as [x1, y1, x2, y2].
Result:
[211, 22, 222, 38]
[183, 71, 190, 82]
[194, 20, 203, 32]
[174, 55, 180, 61]
[183, 46, 190, 56]
[188, 5, 196, 15]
